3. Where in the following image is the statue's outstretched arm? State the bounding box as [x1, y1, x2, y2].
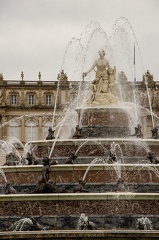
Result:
[83, 60, 97, 76]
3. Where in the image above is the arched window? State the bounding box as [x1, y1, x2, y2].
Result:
[8, 120, 20, 139]
[26, 121, 37, 142]
[43, 120, 52, 139]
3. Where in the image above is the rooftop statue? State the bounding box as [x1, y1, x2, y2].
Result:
[57, 69, 68, 81]
[83, 49, 118, 106]
[0, 73, 4, 81]
[142, 70, 155, 88]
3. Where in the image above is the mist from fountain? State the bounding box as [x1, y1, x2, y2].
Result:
[0, 169, 7, 183]
[0, 138, 22, 164]
[136, 217, 153, 230]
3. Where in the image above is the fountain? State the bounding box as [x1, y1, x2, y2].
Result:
[1, 19, 159, 239]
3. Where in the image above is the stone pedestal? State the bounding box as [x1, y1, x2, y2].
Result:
[76, 107, 131, 138]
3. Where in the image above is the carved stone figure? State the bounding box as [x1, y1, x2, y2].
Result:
[57, 70, 68, 81]
[21, 71, 24, 80]
[0, 73, 4, 81]
[25, 152, 38, 165]
[118, 71, 128, 84]
[0, 89, 5, 105]
[38, 72, 41, 80]
[142, 70, 155, 88]
[46, 127, 55, 140]
[83, 49, 118, 105]
[72, 125, 82, 139]
[108, 66, 116, 94]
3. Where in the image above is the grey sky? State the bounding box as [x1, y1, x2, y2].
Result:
[0, 0, 158, 81]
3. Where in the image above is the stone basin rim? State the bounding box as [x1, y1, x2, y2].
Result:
[0, 192, 159, 201]
[28, 138, 159, 145]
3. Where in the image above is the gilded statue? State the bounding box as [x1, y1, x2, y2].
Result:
[83, 49, 118, 105]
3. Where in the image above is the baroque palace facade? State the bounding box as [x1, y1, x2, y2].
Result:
[0, 71, 78, 144]
[0, 70, 159, 145]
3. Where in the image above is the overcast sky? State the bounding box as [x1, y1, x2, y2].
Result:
[0, 0, 158, 81]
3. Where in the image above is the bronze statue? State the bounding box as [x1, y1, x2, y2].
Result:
[5, 182, 17, 194]
[73, 179, 88, 193]
[46, 127, 55, 140]
[65, 152, 78, 164]
[25, 152, 38, 165]
[151, 126, 159, 139]
[72, 125, 82, 139]
[146, 151, 159, 164]
[131, 124, 143, 138]
[39, 157, 51, 184]
[33, 157, 56, 193]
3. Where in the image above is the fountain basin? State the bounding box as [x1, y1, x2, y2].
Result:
[29, 138, 159, 158]
[76, 107, 131, 138]
[1, 229, 159, 239]
[1, 164, 159, 184]
[0, 193, 159, 231]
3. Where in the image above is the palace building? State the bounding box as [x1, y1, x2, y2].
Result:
[0, 70, 159, 146]
[0, 71, 78, 145]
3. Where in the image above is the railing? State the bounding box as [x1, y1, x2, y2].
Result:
[3, 80, 58, 87]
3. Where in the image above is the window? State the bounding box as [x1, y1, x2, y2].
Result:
[9, 121, 20, 139]
[43, 121, 52, 139]
[11, 95, 17, 105]
[26, 121, 37, 142]
[28, 95, 34, 105]
[45, 95, 52, 105]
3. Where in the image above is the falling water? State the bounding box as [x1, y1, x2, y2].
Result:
[82, 157, 106, 181]
[13, 218, 33, 231]
[0, 169, 7, 183]
[75, 140, 89, 155]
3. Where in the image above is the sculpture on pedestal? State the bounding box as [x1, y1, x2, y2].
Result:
[57, 70, 68, 81]
[83, 49, 118, 106]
